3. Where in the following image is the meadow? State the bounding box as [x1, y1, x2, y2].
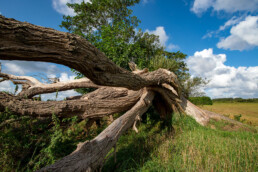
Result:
[103, 114, 257, 172]
[1, 106, 257, 171]
[201, 102, 258, 126]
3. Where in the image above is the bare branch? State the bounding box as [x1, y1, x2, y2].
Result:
[0, 88, 142, 119]
[38, 89, 155, 172]
[0, 72, 41, 86]
[18, 77, 100, 98]
[0, 71, 100, 98]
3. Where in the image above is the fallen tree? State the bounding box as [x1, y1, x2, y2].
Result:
[0, 15, 227, 171]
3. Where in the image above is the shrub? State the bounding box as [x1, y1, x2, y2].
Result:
[189, 96, 213, 105]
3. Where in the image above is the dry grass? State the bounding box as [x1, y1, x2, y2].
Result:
[201, 102, 258, 126]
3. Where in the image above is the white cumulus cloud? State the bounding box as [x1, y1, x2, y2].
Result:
[191, 0, 258, 14]
[217, 15, 258, 51]
[41, 72, 79, 101]
[218, 16, 245, 31]
[0, 61, 80, 100]
[52, 0, 89, 16]
[0, 81, 14, 93]
[145, 26, 179, 50]
[59, 72, 76, 82]
[191, 0, 213, 14]
[146, 26, 168, 46]
[0, 60, 59, 76]
[186, 48, 258, 98]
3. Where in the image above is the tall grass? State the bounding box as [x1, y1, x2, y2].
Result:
[103, 114, 257, 172]
[1, 108, 257, 171]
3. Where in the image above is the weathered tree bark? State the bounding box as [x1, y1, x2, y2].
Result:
[0, 15, 223, 171]
[0, 88, 142, 119]
[0, 15, 178, 90]
[38, 89, 154, 172]
[180, 96, 210, 125]
[0, 72, 99, 98]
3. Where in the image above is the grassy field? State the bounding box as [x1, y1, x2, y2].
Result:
[103, 114, 258, 172]
[1, 107, 257, 171]
[201, 102, 258, 126]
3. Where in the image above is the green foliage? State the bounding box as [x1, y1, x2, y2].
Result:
[61, 0, 146, 70]
[62, 0, 140, 36]
[14, 84, 19, 95]
[60, 0, 193, 95]
[0, 109, 97, 171]
[0, 109, 50, 171]
[1, 107, 257, 171]
[32, 95, 41, 101]
[182, 76, 208, 98]
[103, 114, 257, 172]
[189, 96, 213, 105]
[234, 114, 242, 121]
[55, 89, 58, 99]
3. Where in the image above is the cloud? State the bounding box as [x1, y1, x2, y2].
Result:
[0, 81, 14, 93]
[0, 61, 79, 100]
[186, 48, 258, 98]
[52, 0, 89, 16]
[41, 90, 79, 101]
[0, 60, 60, 77]
[41, 72, 79, 101]
[146, 26, 168, 46]
[143, 0, 149, 4]
[59, 72, 76, 82]
[167, 44, 180, 51]
[145, 26, 179, 50]
[218, 16, 245, 31]
[191, 0, 258, 14]
[217, 15, 258, 51]
[202, 15, 244, 39]
[191, 0, 213, 14]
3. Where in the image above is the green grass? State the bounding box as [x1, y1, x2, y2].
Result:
[201, 102, 258, 126]
[103, 114, 258, 172]
[1, 109, 257, 171]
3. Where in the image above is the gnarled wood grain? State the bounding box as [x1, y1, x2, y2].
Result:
[38, 89, 154, 172]
[0, 15, 219, 172]
[0, 15, 178, 90]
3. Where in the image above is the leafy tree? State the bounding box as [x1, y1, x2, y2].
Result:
[61, 0, 167, 71]
[61, 0, 200, 96]
[182, 76, 208, 98]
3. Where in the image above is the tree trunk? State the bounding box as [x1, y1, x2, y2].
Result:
[0, 15, 178, 90]
[0, 15, 229, 171]
[38, 89, 154, 172]
[0, 88, 142, 119]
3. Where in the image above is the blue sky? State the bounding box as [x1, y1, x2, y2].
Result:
[0, 0, 257, 99]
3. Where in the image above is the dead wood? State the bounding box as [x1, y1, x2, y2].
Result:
[38, 89, 154, 172]
[0, 15, 220, 171]
[0, 15, 178, 90]
[180, 96, 210, 125]
[0, 71, 99, 98]
[0, 88, 142, 119]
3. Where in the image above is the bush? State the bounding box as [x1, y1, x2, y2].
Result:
[189, 96, 213, 105]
